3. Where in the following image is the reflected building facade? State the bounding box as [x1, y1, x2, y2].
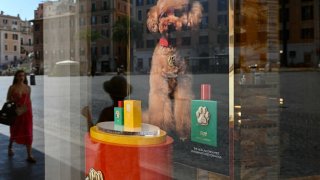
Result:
[234, 0, 280, 71]
[32, 4, 44, 74]
[0, 12, 28, 70]
[78, 0, 131, 74]
[20, 20, 33, 62]
[234, 0, 280, 179]
[42, 0, 77, 75]
[280, 0, 320, 67]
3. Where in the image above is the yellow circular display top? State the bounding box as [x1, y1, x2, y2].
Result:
[90, 126, 167, 146]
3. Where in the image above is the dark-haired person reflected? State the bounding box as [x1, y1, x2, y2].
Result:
[82, 75, 132, 131]
[6, 70, 36, 163]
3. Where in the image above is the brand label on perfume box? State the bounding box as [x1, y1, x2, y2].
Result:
[191, 100, 217, 147]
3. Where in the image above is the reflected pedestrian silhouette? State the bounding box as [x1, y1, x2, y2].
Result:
[82, 75, 132, 131]
[6, 70, 36, 163]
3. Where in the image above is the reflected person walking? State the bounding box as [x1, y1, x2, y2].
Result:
[6, 70, 36, 163]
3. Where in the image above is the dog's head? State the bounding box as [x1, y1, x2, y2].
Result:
[147, 0, 203, 33]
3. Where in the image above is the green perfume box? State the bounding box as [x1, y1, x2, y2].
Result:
[191, 100, 217, 147]
[114, 107, 124, 125]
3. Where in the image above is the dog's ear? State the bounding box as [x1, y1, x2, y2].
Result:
[187, 1, 203, 28]
[147, 6, 159, 33]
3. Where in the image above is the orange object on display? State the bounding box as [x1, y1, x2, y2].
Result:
[85, 133, 173, 180]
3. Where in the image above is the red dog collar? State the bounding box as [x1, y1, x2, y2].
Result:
[159, 37, 169, 47]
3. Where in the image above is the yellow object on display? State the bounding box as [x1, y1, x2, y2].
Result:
[124, 100, 142, 128]
[90, 126, 167, 146]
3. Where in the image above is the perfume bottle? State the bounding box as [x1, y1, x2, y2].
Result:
[191, 84, 217, 147]
[114, 101, 124, 126]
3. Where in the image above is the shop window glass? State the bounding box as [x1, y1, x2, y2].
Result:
[136, 0, 143, 6]
[102, 15, 109, 24]
[218, 0, 227, 11]
[147, 0, 155, 5]
[301, 28, 314, 39]
[218, 14, 228, 26]
[301, 6, 313, 20]
[138, 10, 142, 21]
[15, 1, 320, 180]
[136, 39, 144, 48]
[146, 39, 154, 48]
[103, 1, 109, 10]
[199, 35, 209, 44]
[91, 3, 96, 11]
[182, 37, 191, 46]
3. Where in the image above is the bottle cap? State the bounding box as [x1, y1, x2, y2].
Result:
[118, 101, 123, 107]
[201, 84, 211, 100]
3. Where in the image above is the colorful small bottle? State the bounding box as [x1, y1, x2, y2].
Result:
[191, 84, 218, 147]
[114, 101, 124, 126]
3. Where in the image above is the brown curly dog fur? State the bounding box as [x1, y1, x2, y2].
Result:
[145, 0, 203, 139]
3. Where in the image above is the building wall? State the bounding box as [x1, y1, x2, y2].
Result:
[32, 19, 43, 73]
[280, 0, 320, 66]
[79, 0, 131, 73]
[20, 20, 34, 61]
[3, 31, 21, 62]
[42, 1, 77, 75]
[32, 4, 44, 73]
[90, 0, 115, 72]
[0, 12, 23, 69]
[78, 0, 91, 75]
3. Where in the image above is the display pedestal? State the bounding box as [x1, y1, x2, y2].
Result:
[85, 125, 173, 180]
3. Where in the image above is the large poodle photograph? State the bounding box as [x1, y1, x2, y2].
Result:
[145, 0, 203, 140]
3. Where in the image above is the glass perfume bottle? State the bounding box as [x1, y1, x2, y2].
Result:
[191, 84, 218, 147]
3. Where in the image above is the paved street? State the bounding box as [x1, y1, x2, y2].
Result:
[0, 71, 319, 179]
[279, 72, 320, 178]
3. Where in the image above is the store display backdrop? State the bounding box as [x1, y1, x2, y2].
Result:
[143, 0, 230, 176]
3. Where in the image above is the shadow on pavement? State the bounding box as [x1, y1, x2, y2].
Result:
[0, 133, 44, 180]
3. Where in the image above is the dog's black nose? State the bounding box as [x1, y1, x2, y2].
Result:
[168, 24, 176, 33]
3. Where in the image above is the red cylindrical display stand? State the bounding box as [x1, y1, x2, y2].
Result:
[85, 133, 173, 180]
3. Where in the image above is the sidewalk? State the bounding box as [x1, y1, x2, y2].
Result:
[277, 67, 320, 72]
[0, 130, 44, 180]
